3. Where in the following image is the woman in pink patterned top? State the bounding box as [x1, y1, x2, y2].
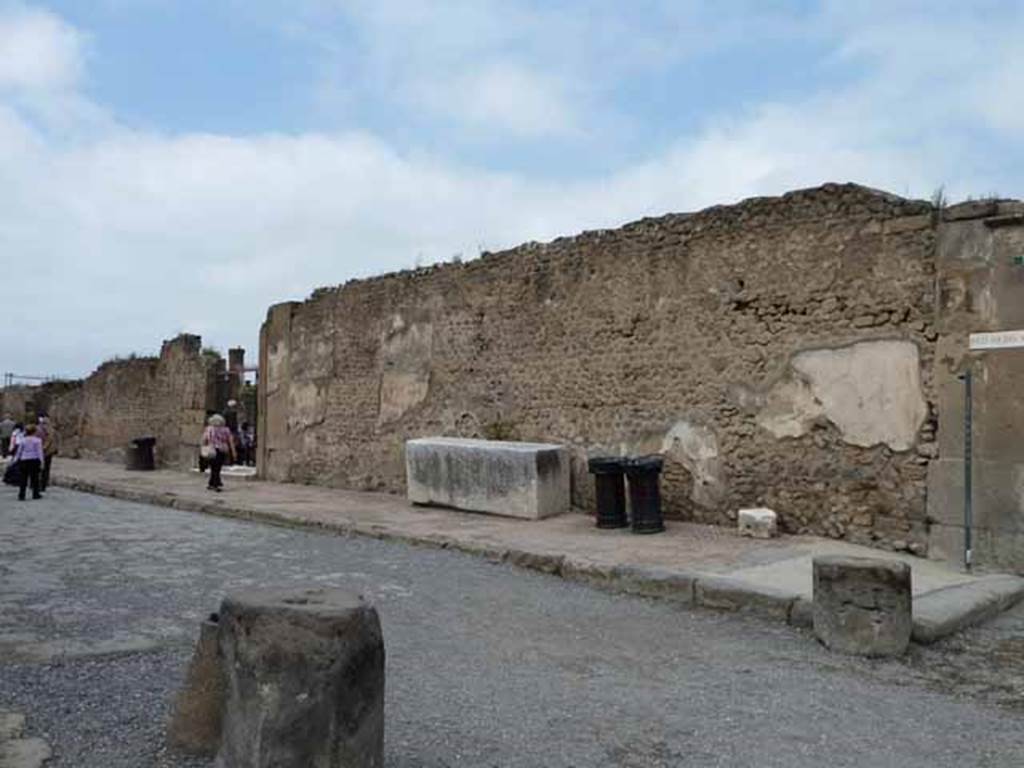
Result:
[201, 414, 236, 492]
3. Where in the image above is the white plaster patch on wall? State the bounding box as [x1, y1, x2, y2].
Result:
[661, 420, 724, 507]
[756, 377, 823, 439]
[266, 342, 288, 393]
[378, 319, 433, 426]
[287, 379, 327, 432]
[757, 340, 927, 451]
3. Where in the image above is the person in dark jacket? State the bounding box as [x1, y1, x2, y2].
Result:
[38, 415, 58, 492]
[0, 414, 14, 458]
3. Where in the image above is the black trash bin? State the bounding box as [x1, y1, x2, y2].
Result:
[624, 455, 665, 534]
[587, 456, 628, 529]
[126, 436, 157, 471]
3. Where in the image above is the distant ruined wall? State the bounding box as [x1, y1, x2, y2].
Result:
[261, 183, 943, 553]
[3, 334, 225, 468]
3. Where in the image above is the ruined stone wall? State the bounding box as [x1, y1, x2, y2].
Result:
[0, 386, 39, 425]
[4, 334, 224, 468]
[262, 183, 942, 553]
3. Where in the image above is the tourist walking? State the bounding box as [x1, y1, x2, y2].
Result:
[8, 422, 24, 456]
[38, 416, 58, 492]
[13, 424, 44, 500]
[0, 414, 14, 458]
[200, 414, 235, 492]
[238, 421, 254, 466]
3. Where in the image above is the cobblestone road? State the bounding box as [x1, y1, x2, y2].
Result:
[1, 489, 1023, 767]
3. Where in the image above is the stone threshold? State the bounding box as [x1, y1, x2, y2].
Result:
[52, 471, 1024, 646]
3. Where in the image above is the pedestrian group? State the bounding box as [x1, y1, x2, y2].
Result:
[2, 412, 58, 501]
[2, 403, 254, 498]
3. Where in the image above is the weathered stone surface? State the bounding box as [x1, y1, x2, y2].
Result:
[258, 183, 941, 553]
[0, 714, 24, 743]
[0, 712, 50, 768]
[694, 576, 796, 620]
[757, 340, 928, 451]
[0, 738, 52, 768]
[612, 565, 696, 602]
[406, 438, 570, 520]
[813, 556, 912, 657]
[912, 575, 1024, 644]
[737, 508, 778, 539]
[217, 587, 384, 768]
[168, 616, 225, 756]
[927, 212, 1024, 572]
[788, 597, 814, 628]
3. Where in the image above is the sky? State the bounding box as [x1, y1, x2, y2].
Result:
[0, 0, 1022, 377]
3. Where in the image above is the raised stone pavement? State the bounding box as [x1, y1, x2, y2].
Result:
[0, 712, 50, 768]
[52, 459, 1024, 644]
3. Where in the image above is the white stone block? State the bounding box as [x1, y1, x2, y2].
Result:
[738, 507, 778, 539]
[406, 438, 570, 520]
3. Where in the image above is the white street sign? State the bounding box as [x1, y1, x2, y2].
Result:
[969, 330, 1024, 350]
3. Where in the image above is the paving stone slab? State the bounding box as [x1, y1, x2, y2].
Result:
[0, 738, 51, 768]
[0, 713, 24, 742]
[912, 575, 1024, 644]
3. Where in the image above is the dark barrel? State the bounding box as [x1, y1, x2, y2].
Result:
[624, 455, 665, 534]
[126, 436, 157, 471]
[587, 456, 628, 529]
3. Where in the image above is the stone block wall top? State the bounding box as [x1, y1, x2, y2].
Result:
[406, 438, 570, 520]
[408, 437, 567, 452]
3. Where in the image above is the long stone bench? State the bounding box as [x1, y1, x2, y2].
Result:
[405, 438, 570, 520]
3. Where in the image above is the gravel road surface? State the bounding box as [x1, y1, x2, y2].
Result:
[1, 489, 1022, 767]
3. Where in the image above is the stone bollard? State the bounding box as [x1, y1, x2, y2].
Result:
[168, 614, 225, 756]
[813, 556, 912, 657]
[216, 587, 385, 768]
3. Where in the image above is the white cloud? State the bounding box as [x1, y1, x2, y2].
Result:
[1, 2, 1023, 378]
[0, 5, 85, 91]
[415, 62, 577, 138]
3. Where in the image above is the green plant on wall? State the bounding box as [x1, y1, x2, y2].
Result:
[482, 418, 520, 441]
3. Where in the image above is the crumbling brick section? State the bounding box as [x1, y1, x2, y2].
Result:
[3, 334, 226, 469]
[261, 183, 941, 554]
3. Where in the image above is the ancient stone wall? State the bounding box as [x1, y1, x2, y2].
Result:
[261, 183, 942, 553]
[927, 200, 1024, 571]
[3, 334, 226, 468]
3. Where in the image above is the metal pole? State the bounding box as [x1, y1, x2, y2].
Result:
[963, 367, 973, 572]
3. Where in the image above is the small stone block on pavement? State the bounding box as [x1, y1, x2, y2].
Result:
[737, 508, 778, 539]
[405, 437, 570, 520]
[813, 556, 912, 657]
[217, 586, 385, 768]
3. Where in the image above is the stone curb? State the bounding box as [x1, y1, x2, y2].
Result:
[911, 575, 1024, 644]
[0, 737, 52, 768]
[694, 576, 798, 622]
[0, 711, 51, 768]
[51, 473, 1021, 643]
